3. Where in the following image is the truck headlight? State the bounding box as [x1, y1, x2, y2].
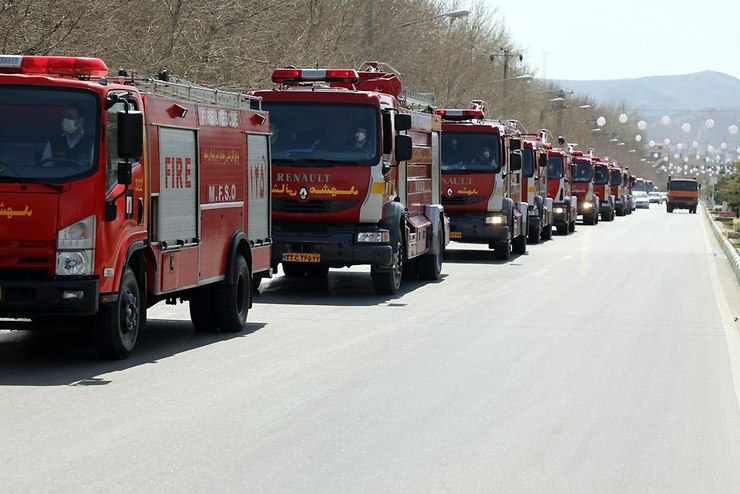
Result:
[357, 231, 390, 243]
[583, 202, 593, 209]
[553, 207, 565, 214]
[57, 215, 95, 276]
[485, 215, 505, 225]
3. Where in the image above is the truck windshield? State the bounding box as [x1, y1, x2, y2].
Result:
[521, 148, 534, 178]
[593, 166, 608, 184]
[610, 170, 622, 186]
[572, 162, 592, 182]
[547, 156, 563, 179]
[262, 102, 380, 166]
[670, 180, 698, 191]
[441, 132, 501, 173]
[0, 86, 99, 182]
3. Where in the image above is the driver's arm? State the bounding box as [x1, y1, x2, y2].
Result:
[41, 142, 52, 162]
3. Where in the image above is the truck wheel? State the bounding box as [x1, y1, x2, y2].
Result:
[94, 266, 143, 360]
[541, 223, 553, 240]
[493, 240, 511, 260]
[189, 285, 218, 332]
[569, 219, 576, 233]
[556, 224, 568, 235]
[512, 233, 527, 255]
[215, 255, 250, 333]
[667, 205, 673, 213]
[305, 264, 329, 278]
[372, 233, 404, 295]
[282, 263, 306, 277]
[417, 228, 443, 280]
[528, 221, 541, 244]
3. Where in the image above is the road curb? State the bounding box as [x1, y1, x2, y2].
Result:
[702, 202, 740, 287]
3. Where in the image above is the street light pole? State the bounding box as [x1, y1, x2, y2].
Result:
[385, 9, 470, 31]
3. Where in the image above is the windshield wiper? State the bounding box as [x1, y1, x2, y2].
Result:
[0, 175, 63, 192]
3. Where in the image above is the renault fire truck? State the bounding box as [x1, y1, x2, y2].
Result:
[547, 145, 577, 235]
[570, 150, 601, 225]
[592, 156, 615, 222]
[520, 130, 554, 243]
[253, 62, 448, 295]
[436, 103, 528, 260]
[0, 55, 272, 359]
[610, 164, 631, 216]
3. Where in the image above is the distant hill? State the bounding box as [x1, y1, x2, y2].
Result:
[555, 71, 740, 158]
[555, 71, 740, 111]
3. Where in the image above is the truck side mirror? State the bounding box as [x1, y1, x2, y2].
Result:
[117, 110, 144, 160]
[509, 151, 522, 171]
[394, 114, 412, 131]
[394, 135, 413, 162]
[539, 152, 548, 168]
[509, 138, 521, 150]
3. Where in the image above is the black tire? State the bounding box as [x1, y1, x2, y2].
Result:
[528, 221, 542, 244]
[94, 266, 143, 360]
[569, 219, 576, 233]
[189, 285, 218, 332]
[512, 233, 527, 255]
[541, 223, 553, 240]
[556, 224, 568, 235]
[417, 228, 443, 280]
[372, 229, 404, 295]
[282, 263, 306, 277]
[305, 264, 329, 278]
[215, 255, 250, 333]
[493, 240, 511, 260]
[667, 205, 673, 213]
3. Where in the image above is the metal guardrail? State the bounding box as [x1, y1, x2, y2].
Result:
[702, 202, 740, 287]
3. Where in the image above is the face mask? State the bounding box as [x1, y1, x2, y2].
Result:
[482, 151, 490, 159]
[355, 131, 366, 143]
[61, 117, 77, 135]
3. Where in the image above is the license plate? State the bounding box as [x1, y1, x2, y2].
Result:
[450, 231, 462, 239]
[282, 252, 321, 263]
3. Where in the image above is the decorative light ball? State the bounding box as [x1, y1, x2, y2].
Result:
[705, 118, 715, 128]
[664, 138, 671, 145]
[736, 147, 740, 154]
[596, 116, 606, 127]
[681, 123, 691, 133]
[637, 120, 647, 130]
[683, 157, 689, 163]
[677, 143, 684, 150]
[692, 141, 699, 148]
[635, 134, 642, 142]
[653, 153, 659, 158]
[696, 154, 701, 160]
[729, 125, 738, 135]
[618, 113, 628, 123]
[663, 156, 669, 162]
[721, 142, 727, 150]
[649, 140, 656, 147]
[707, 145, 714, 153]
[661, 115, 671, 126]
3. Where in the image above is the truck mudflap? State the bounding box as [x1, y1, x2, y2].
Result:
[544, 197, 554, 226]
[0, 278, 99, 317]
[272, 224, 393, 268]
[424, 204, 446, 255]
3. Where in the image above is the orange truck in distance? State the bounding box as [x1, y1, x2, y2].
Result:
[666, 176, 700, 213]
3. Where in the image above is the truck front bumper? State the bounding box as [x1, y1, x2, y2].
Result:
[272, 223, 393, 268]
[0, 278, 99, 317]
[552, 203, 569, 225]
[447, 212, 510, 243]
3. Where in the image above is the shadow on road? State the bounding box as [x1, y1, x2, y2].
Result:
[255, 269, 446, 307]
[443, 247, 531, 265]
[0, 318, 267, 386]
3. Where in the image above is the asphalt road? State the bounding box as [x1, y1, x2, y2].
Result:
[2, 204, 740, 493]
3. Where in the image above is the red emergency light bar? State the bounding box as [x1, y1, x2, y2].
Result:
[571, 150, 584, 156]
[434, 108, 484, 121]
[0, 55, 108, 77]
[271, 68, 359, 84]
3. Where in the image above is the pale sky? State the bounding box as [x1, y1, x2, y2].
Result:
[484, 0, 740, 81]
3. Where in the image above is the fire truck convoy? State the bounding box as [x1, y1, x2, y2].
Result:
[547, 145, 577, 235]
[436, 104, 528, 259]
[570, 150, 601, 225]
[0, 55, 272, 358]
[253, 62, 449, 295]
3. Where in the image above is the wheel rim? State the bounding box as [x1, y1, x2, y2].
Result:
[119, 286, 139, 348]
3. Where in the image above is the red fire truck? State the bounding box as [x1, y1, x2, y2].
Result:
[592, 156, 615, 222]
[436, 104, 528, 260]
[546, 144, 577, 234]
[520, 130, 554, 243]
[0, 55, 272, 358]
[611, 164, 631, 216]
[253, 62, 448, 295]
[570, 150, 601, 225]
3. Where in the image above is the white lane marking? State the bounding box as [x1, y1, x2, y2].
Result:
[701, 211, 740, 412]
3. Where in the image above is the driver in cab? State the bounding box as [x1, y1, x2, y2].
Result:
[41, 104, 94, 168]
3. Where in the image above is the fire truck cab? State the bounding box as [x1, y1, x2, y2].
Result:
[547, 145, 577, 234]
[570, 150, 601, 225]
[253, 62, 448, 294]
[437, 103, 528, 260]
[0, 55, 272, 358]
